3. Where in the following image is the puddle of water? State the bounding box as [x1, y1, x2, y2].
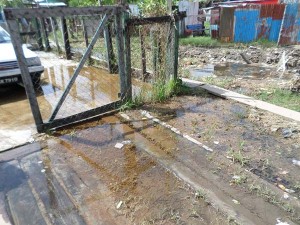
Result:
[38, 65, 121, 119]
[0, 115, 227, 225]
[190, 64, 215, 79]
[190, 63, 278, 80]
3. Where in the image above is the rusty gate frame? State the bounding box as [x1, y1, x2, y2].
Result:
[4, 6, 132, 132]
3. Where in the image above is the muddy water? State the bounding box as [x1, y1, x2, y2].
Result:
[0, 116, 227, 225]
[37, 66, 121, 119]
[190, 63, 281, 80]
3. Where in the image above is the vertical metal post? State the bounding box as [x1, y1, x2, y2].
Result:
[34, 18, 44, 50]
[82, 18, 89, 48]
[167, 0, 172, 14]
[61, 17, 72, 60]
[82, 18, 92, 64]
[50, 17, 61, 53]
[173, 18, 179, 80]
[115, 7, 131, 101]
[40, 18, 51, 51]
[139, 28, 147, 80]
[104, 24, 117, 73]
[124, 11, 132, 99]
[6, 19, 44, 132]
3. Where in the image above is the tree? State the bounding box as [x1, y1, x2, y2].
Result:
[0, 0, 25, 8]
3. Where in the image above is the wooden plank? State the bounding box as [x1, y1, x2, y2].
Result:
[182, 78, 300, 122]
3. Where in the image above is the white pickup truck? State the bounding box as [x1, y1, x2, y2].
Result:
[0, 26, 44, 86]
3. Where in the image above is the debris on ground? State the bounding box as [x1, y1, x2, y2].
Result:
[292, 159, 300, 167]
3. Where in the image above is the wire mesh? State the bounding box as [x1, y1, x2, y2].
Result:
[129, 20, 176, 82]
[3, 6, 178, 134]
[6, 7, 122, 129]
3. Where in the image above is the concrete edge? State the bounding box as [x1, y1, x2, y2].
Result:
[181, 78, 300, 123]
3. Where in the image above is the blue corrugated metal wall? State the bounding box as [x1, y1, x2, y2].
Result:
[269, 20, 282, 41]
[234, 9, 260, 42]
[219, 3, 300, 44]
[279, 4, 300, 45]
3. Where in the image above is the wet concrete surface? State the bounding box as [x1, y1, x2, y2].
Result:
[1, 89, 300, 224]
[0, 116, 228, 225]
[0, 50, 122, 151]
[0, 50, 149, 152]
[1, 108, 298, 224]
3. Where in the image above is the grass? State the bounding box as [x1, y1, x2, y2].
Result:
[120, 79, 191, 111]
[195, 189, 207, 200]
[255, 88, 300, 112]
[249, 183, 297, 216]
[201, 76, 235, 89]
[249, 38, 277, 48]
[180, 36, 220, 47]
[227, 142, 249, 167]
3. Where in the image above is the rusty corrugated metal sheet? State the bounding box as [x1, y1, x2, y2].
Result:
[219, 7, 235, 42]
[272, 4, 285, 20]
[260, 4, 274, 17]
[258, 4, 285, 41]
[278, 3, 300, 45]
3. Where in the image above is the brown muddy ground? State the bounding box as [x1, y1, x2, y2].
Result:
[0, 115, 228, 225]
[2, 89, 300, 224]
[129, 88, 300, 223]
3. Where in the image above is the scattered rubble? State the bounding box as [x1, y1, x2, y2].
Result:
[180, 46, 300, 72]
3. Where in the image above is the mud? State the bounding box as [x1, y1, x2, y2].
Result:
[136, 91, 300, 222]
[0, 116, 228, 225]
[180, 45, 300, 93]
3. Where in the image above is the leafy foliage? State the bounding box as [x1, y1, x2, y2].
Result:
[0, 0, 26, 8]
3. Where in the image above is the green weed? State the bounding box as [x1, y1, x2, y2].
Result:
[180, 36, 220, 47]
[228, 148, 249, 167]
[255, 88, 300, 112]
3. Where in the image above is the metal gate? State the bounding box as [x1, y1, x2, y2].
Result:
[4, 6, 131, 132]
